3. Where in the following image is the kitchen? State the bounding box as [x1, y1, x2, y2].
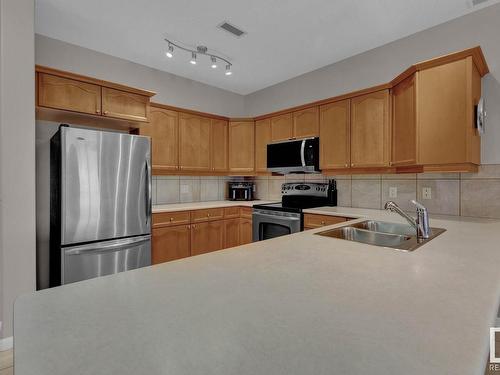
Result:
[2, 0, 500, 374]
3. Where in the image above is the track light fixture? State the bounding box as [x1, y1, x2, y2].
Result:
[164, 39, 233, 76]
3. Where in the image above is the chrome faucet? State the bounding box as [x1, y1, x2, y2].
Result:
[384, 200, 431, 241]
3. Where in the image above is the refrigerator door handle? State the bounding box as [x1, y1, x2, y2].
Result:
[65, 235, 151, 256]
[145, 157, 152, 224]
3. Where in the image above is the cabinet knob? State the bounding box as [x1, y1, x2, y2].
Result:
[170, 217, 174, 221]
[321, 221, 325, 225]
[345, 164, 348, 167]
[96, 110, 100, 114]
[351, 163, 355, 167]
[192, 225, 196, 229]
[103, 110, 109, 115]
[207, 213, 210, 217]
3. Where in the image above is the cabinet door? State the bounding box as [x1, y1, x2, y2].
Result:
[191, 221, 225, 256]
[224, 219, 240, 249]
[179, 113, 211, 171]
[293, 107, 319, 138]
[255, 119, 271, 172]
[319, 100, 350, 169]
[102, 87, 149, 122]
[229, 121, 255, 172]
[350, 90, 390, 168]
[38, 73, 101, 115]
[270, 113, 293, 141]
[211, 119, 229, 172]
[239, 218, 253, 245]
[392, 75, 416, 166]
[152, 225, 190, 264]
[139, 107, 179, 171]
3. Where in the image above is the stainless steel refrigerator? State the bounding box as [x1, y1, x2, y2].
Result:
[50, 126, 152, 286]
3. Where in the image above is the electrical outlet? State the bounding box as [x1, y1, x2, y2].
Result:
[422, 187, 432, 200]
[389, 187, 398, 198]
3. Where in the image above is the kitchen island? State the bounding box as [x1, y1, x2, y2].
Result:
[14, 207, 500, 375]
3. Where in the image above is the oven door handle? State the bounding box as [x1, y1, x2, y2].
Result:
[253, 212, 301, 221]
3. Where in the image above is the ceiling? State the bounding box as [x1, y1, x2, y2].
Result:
[35, 0, 499, 95]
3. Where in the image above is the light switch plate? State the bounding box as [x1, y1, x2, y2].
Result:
[422, 187, 432, 200]
[389, 187, 398, 198]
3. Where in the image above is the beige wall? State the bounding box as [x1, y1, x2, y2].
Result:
[0, 0, 36, 340]
[244, 4, 500, 164]
[35, 34, 246, 118]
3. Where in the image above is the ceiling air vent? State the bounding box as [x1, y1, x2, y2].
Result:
[218, 21, 246, 38]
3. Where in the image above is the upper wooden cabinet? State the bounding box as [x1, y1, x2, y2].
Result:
[392, 75, 416, 166]
[350, 90, 391, 168]
[38, 73, 102, 115]
[211, 119, 229, 172]
[270, 113, 293, 141]
[293, 107, 319, 138]
[319, 100, 350, 169]
[102, 87, 149, 122]
[36, 66, 155, 124]
[139, 106, 179, 172]
[229, 121, 255, 173]
[391, 56, 484, 170]
[179, 113, 211, 171]
[255, 118, 271, 172]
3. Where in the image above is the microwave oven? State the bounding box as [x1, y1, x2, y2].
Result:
[267, 137, 320, 174]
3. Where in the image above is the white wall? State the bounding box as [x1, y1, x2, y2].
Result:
[0, 0, 36, 341]
[35, 34, 246, 118]
[244, 3, 500, 164]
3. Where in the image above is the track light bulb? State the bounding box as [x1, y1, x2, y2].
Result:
[210, 56, 217, 69]
[190, 52, 197, 65]
[166, 45, 174, 58]
[225, 64, 232, 76]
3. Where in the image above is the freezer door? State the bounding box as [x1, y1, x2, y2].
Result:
[62, 235, 151, 284]
[60, 127, 151, 245]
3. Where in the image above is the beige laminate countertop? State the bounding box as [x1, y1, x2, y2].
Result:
[153, 200, 275, 213]
[14, 207, 500, 375]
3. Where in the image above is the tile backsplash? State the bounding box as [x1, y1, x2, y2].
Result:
[154, 165, 500, 219]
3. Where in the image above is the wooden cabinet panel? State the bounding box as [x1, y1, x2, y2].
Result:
[38, 73, 101, 115]
[229, 121, 255, 172]
[293, 107, 319, 138]
[270, 113, 293, 141]
[350, 90, 390, 168]
[319, 100, 350, 169]
[392, 75, 416, 166]
[417, 59, 469, 165]
[191, 221, 225, 256]
[223, 207, 240, 219]
[179, 113, 211, 171]
[140, 107, 178, 171]
[152, 225, 190, 264]
[224, 219, 240, 248]
[191, 208, 224, 223]
[240, 207, 253, 219]
[153, 211, 190, 228]
[102, 87, 149, 122]
[211, 119, 229, 172]
[239, 218, 253, 245]
[255, 118, 271, 172]
[303, 214, 347, 229]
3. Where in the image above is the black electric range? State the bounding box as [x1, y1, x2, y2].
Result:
[252, 181, 337, 241]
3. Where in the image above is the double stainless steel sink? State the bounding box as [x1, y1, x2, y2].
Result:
[315, 220, 445, 252]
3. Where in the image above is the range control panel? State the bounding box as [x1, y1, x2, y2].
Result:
[281, 183, 329, 197]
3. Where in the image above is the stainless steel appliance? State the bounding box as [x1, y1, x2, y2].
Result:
[50, 126, 152, 286]
[267, 137, 320, 174]
[228, 181, 254, 201]
[253, 181, 337, 241]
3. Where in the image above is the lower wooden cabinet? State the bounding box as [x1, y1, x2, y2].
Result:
[191, 221, 225, 256]
[239, 218, 253, 245]
[224, 218, 241, 248]
[152, 225, 191, 264]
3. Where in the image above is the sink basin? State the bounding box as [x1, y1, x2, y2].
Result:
[328, 227, 411, 247]
[357, 220, 418, 236]
[315, 220, 446, 252]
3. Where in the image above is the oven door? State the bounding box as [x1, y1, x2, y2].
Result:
[252, 209, 302, 241]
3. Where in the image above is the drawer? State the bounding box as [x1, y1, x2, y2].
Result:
[191, 208, 224, 223]
[240, 207, 253, 219]
[303, 214, 347, 228]
[153, 211, 190, 228]
[224, 206, 241, 219]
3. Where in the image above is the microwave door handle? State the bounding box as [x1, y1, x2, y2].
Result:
[244, 190, 248, 200]
[300, 140, 306, 167]
[232, 190, 236, 200]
